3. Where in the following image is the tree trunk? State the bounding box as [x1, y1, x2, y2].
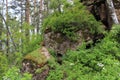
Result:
[58, 0, 61, 13]
[25, 0, 30, 24]
[20, 0, 24, 53]
[0, 18, 3, 52]
[37, 0, 43, 34]
[6, 0, 9, 53]
[33, 0, 36, 34]
[25, 0, 30, 39]
[0, 0, 4, 52]
[106, 0, 119, 25]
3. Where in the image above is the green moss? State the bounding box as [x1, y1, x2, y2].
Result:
[24, 48, 47, 65]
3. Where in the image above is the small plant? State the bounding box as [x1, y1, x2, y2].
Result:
[0, 53, 8, 79]
[2, 66, 32, 80]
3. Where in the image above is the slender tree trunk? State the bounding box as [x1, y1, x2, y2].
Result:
[25, 0, 30, 39]
[33, 0, 36, 34]
[0, 18, 3, 52]
[106, 0, 119, 25]
[46, 0, 49, 15]
[0, 0, 4, 52]
[20, 0, 23, 53]
[6, 0, 9, 53]
[37, 0, 43, 34]
[20, 0, 23, 26]
[25, 0, 30, 24]
[58, 0, 61, 13]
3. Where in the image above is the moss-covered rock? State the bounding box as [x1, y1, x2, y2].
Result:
[24, 47, 50, 66]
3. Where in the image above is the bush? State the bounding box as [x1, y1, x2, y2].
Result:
[46, 25, 120, 80]
[42, 0, 104, 40]
[2, 66, 32, 80]
[0, 53, 8, 79]
[22, 35, 43, 55]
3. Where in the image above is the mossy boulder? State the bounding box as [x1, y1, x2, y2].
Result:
[24, 47, 50, 67]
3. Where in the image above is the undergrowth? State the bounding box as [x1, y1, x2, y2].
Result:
[42, 0, 104, 41]
[47, 25, 120, 80]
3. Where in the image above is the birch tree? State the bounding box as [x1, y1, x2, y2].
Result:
[106, 0, 119, 24]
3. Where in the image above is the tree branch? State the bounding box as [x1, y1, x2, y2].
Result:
[0, 13, 17, 51]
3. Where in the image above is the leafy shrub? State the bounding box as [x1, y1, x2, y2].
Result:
[22, 35, 43, 55]
[42, 0, 104, 40]
[47, 57, 64, 80]
[47, 25, 120, 80]
[2, 66, 32, 80]
[110, 25, 120, 43]
[0, 53, 8, 79]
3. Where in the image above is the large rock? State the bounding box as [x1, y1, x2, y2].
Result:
[44, 29, 93, 54]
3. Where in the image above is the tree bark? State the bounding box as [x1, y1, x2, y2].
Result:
[0, 18, 3, 52]
[6, 0, 9, 53]
[25, 0, 30, 24]
[33, 0, 37, 34]
[106, 0, 119, 25]
[37, 0, 43, 34]
[25, 0, 30, 40]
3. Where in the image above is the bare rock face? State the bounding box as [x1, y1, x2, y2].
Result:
[44, 30, 93, 54]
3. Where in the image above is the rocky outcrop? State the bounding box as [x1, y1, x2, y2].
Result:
[81, 0, 120, 29]
[43, 29, 94, 54]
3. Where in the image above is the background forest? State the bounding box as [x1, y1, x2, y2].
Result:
[0, 0, 120, 80]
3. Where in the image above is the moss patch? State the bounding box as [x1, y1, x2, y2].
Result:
[24, 48, 47, 65]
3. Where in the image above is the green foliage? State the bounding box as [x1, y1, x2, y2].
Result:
[0, 53, 8, 79]
[20, 23, 43, 55]
[7, 52, 23, 66]
[47, 25, 120, 80]
[22, 34, 43, 55]
[47, 57, 63, 80]
[43, 0, 104, 40]
[0, 19, 43, 79]
[3, 20, 43, 55]
[110, 24, 120, 43]
[0, 52, 23, 79]
[49, 0, 66, 12]
[2, 66, 32, 80]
